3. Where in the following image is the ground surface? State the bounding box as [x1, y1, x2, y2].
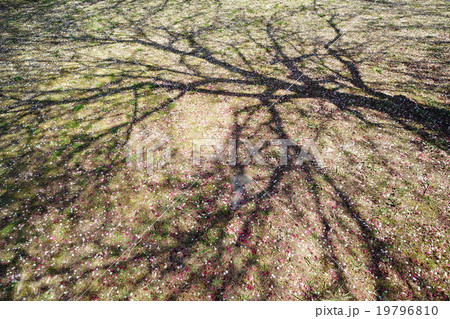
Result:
[0, 0, 449, 300]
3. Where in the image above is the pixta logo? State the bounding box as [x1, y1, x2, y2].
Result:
[126, 130, 171, 175]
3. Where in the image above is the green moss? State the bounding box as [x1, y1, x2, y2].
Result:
[0, 222, 17, 237]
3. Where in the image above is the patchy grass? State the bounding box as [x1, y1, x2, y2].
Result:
[0, 0, 449, 300]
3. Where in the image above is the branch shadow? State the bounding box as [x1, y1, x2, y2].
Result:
[0, 0, 448, 300]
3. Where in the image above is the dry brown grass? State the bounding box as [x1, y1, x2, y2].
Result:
[0, 0, 448, 300]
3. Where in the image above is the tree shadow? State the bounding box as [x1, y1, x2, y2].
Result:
[0, 0, 448, 300]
